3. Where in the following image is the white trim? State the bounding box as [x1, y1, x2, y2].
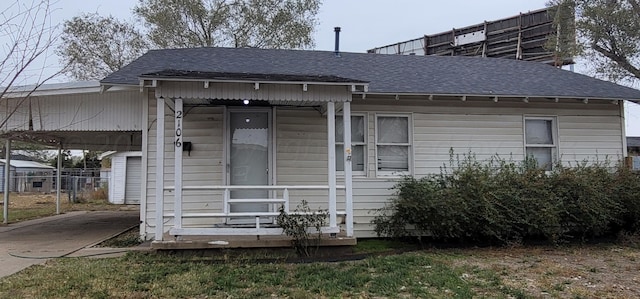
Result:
[523, 115, 558, 169]
[351, 92, 638, 103]
[374, 113, 413, 177]
[141, 90, 149, 239]
[621, 102, 628, 157]
[168, 226, 341, 236]
[174, 98, 183, 229]
[327, 102, 337, 229]
[225, 108, 273, 224]
[343, 101, 354, 237]
[272, 106, 278, 185]
[140, 77, 368, 89]
[154, 96, 165, 241]
[336, 113, 367, 176]
[222, 106, 228, 185]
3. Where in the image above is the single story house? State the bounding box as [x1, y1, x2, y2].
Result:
[99, 151, 143, 204]
[96, 47, 640, 245]
[0, 159, 55, 192]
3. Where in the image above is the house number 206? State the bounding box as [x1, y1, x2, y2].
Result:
[175, 110, 183, 148]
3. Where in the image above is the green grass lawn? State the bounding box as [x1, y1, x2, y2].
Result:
[0, 251, 525, 299]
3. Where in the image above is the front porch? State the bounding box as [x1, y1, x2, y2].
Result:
[148, 74, 368, 245]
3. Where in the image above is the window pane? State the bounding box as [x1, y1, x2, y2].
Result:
[336, 145, 365, 172]
[377, 117, 408, 143]
[526, 147, 553, 171]
[352, 145, 365, 171]
[377, 145, 408, 171]
[336, 144, 344, 171]
[526, 119, 553, 145]
[336, 116, 365, 143]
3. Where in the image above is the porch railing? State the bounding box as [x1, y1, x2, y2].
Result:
[163, 185, 345, 237]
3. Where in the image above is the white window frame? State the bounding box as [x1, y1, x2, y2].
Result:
[375, 113, 413, 177]
[523, 116, 558, 170]
[336, 113, 367, 176]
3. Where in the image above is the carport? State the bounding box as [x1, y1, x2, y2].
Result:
[1, 81, 142, 223]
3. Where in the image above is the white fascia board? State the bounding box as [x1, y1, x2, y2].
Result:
[355, 92, 634, 102]
[139, 77, 368, 89]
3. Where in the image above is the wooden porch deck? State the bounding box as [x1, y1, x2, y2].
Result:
[151, 233, 356, 250]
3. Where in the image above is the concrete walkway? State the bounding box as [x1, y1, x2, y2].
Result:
[0, 210, 140, 278]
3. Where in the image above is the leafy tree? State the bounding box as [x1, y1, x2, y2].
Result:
[1, 0, 61, 132]
[73, 150, 101, 169]
[549, 0, 640, 82]
[50, 150, 74, 168]
[57, 13, 150, 80]
[133, 0, 321, 49]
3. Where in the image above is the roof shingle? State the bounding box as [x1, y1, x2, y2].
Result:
[101, 47, 640, 101]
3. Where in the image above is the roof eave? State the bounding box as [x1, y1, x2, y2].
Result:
[355, 91, 639, 103]
[138, 76, 370, 90]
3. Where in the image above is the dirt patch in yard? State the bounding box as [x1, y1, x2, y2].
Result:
[0, 193, 138, 223]
[447, 245, 640, 298]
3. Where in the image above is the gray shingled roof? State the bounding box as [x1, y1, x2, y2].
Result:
[101, 47, 640, 101]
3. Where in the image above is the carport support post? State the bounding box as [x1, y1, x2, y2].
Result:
[3, 139, 11, 224]
[155, 97, 165, 241]
[56, 147, 62, 214]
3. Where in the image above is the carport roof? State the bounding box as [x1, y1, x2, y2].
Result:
[102, 47, 640, 101]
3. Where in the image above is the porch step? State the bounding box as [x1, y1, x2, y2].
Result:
[152, 234, 357, 249]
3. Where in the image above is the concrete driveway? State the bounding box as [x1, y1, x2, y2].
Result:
[0, 210, 140, 278]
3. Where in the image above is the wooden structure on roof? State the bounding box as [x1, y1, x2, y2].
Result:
[368, 6, 575, 66]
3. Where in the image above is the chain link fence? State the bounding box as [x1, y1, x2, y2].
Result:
[7, 168, 110, 202]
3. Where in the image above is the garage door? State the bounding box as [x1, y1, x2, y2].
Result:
[124, 157, 142, 204]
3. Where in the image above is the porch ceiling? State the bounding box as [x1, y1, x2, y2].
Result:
[0, 130, 142, 151]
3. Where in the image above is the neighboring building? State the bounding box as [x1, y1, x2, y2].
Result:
[368, 6, 575, 66]
[628, 137, 640, 155]
[0, 159, 55, 192]
[628, 137, 640, 170]
[96, 46, 640, 244]
[99, 151, 143, 204]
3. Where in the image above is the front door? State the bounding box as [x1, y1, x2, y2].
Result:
[228, 110, 271, 220]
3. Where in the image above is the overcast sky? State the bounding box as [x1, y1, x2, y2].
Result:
[4, 0, 640, 135]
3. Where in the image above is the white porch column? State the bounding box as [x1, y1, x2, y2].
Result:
[327, 101, 337, 229]
[56, 146, 62, 214]
[155, 97, 165, 241]
[174, 98, 183, 229]
[3, 139, 10, 224]
[343, 101, 354, 237]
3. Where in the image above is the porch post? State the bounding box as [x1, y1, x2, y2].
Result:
[343, 101, 354, 237]
[327, 102, 337, 229]
[174, 98, 183, 229]
[155, 97, 165, 241]
[3, 139, 10, 224]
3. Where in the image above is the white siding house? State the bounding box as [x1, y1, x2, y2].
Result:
[4, 48, 640, 247]
[95, 47, 640, 245]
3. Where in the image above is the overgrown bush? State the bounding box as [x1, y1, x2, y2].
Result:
[373, 152, 640, 245]
[277, 200, 328, 257]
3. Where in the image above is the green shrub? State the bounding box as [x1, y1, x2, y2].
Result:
[277, 200, 327, 257]
[373, 152, 640, 245]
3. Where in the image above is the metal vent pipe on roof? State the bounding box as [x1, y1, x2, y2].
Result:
[334, 27, 341, 57]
